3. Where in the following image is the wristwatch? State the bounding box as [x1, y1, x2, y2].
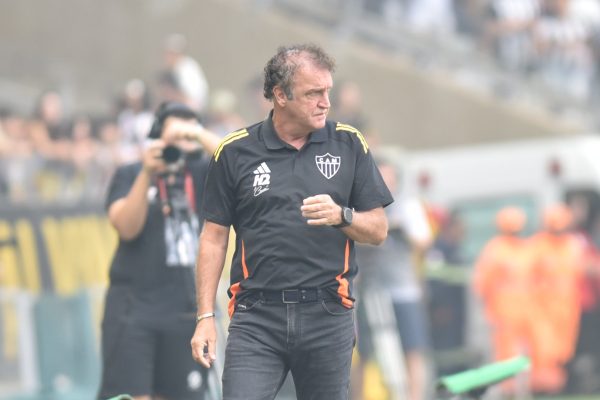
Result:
[333, 206, 353, 228]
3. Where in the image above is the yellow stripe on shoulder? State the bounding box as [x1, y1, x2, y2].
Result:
[214, 129, 249, 161]
[336, 123, 369, 154]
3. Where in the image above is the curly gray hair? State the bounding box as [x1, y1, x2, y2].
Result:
[263, 44, 336, 101]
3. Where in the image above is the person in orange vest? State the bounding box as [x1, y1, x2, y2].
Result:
[473, 206, 536, 393]
[528, 204, 585, 393]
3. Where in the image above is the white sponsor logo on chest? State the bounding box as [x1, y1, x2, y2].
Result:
[252, 161, 271, 196]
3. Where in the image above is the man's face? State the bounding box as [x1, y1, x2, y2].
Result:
[283, 61, 333, 132]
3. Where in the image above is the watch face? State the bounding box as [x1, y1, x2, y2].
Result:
[343, 207, 353, 224]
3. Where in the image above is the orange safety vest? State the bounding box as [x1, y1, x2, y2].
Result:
[528, 232, 585, 363]
[474, 235, 535, 361]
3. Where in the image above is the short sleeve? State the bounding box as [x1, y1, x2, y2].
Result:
[105, 164, 141, 211]
[201, 150, 236, 226]
[349, 147, 394, 212]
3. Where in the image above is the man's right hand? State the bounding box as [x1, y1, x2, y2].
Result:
[142, 140, 167, 176]
[191, 318, 217, 368]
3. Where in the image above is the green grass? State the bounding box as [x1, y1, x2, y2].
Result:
[534, 397, 600, 400]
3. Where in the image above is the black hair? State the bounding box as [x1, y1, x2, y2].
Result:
[148, 101, 200, 139]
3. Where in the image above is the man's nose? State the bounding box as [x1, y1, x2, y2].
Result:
[320, 92, 330, 108]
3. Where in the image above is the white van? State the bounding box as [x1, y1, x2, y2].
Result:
[403, 133, 600, 261]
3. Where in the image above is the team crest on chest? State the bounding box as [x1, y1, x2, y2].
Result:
[315, 153, 341, 179]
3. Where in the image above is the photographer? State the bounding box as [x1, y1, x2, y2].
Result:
[97, 102, 220, 400]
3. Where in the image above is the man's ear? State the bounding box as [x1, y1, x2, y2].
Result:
[273, 86, 287, 107]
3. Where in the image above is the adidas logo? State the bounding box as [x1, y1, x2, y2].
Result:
[253, 162, 271, 197]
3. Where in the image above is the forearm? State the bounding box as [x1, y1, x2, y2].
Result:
[341, 207, 388, 245]
[301, 195, 388, 245]
[195, 223, 229, 314]
[198, 128, 222, 155]
[183, 125, 222, 154]
[108, 169, 152, 240]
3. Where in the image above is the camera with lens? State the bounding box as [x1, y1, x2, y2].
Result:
[161, 145, 184, 164]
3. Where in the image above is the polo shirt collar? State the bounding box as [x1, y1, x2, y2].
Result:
[262, 110, 328, 150]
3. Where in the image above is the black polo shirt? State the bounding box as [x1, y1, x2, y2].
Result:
[202, 112, 393, 311]
[105, 155, 209, 322]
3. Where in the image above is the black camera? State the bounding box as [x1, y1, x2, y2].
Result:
[161, 145, 183, 164]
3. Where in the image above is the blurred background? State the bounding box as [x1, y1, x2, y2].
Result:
[1, 0, 600, 399]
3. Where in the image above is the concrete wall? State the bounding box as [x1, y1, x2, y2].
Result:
[0, 0, 582, 149]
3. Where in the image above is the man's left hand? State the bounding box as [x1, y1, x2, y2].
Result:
[301, 194, 342, 226]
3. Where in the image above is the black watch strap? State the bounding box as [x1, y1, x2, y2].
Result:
[333, 206, 352, 228]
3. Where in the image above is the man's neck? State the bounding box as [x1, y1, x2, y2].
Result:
[272, 111, 309, 150]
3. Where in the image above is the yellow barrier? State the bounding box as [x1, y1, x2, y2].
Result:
[15, 219, 42, 292]
[41, 215, 116, 295]
[0, 206, 117, 366]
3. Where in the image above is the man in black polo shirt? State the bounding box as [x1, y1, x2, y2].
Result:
[191, 44, 393, 400]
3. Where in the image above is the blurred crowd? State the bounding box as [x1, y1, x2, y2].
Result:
[363, 0, 600, 103]
[0, 33, 252, 205]
[0, 29, 380, 206]
[4, 0, 600, 203]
